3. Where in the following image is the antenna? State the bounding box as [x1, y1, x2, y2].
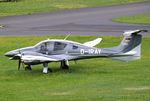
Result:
[64, 33, 71, 40]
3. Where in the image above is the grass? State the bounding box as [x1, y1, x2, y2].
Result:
[113, 13, 150, 24]
[0, 36, 150, 101]
[0, 0, 148, 17]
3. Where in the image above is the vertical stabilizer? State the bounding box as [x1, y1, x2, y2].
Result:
[112, 30, 147, 61]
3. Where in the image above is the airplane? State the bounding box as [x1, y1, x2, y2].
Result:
[4, 29, 147, 73]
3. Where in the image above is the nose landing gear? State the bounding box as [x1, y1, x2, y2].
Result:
[25, 65, 32, 71]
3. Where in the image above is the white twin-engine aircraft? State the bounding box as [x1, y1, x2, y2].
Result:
[5, 30, 147, 73]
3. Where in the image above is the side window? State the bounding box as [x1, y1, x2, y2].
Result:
[54, 42, 67, 51]
[72, 45, 78, 50]
[40, 42, 48, 54]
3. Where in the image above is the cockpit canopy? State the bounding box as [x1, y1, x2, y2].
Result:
[34, 40, 68, 54]
[54, 42, 67, 51]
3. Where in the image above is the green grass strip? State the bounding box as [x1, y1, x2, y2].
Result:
[113, 13, 150, 24]
[0, 36, 150, 101]
[0, 0, 148, 16]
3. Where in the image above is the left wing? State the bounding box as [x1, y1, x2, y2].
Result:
[21, 55, 59, 62]
[21, 54, 76, 62]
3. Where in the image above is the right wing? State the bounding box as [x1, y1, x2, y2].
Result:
[83, 38, 102, 47]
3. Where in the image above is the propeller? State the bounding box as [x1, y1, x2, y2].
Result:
[17, 50, 25, 71]
[18, 59, 21, 70]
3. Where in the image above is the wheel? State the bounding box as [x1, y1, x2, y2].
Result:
[60, 60, 69, 70]
[60, 61, 69, 70]
[25, 65, 32, 71]
[48, 68, 52, 72]
[62, 65, 69, 69]
[60, 64, 69, 69]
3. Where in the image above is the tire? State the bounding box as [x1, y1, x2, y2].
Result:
[25, 65, 32, 71]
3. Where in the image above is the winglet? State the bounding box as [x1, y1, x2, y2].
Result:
[83, 38, 102, 47]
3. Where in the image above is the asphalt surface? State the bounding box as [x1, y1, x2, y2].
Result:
[0, 1, 150, 36]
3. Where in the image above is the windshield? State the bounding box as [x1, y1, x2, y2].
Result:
[54, 42, 67, 51]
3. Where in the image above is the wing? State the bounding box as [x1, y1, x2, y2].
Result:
[21, 54, 77, 62]
[21, 55, 59, 62]
[83, 38, 102, 47]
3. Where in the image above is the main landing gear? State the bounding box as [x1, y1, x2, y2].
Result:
[23, 60, 70, 74]
[60, 60, 69, 70]
[43, 63, 52, 74]
[42, 60, 69, 74]
[24, 63, 52, 73]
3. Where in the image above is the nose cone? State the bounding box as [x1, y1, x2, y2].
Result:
[5, 51, 18, 57]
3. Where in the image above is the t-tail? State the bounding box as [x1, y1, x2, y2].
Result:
[109, 30, 147, 61]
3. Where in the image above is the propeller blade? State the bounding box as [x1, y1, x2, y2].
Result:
[18, 50, 23, 70]
[18, 59, 21, 70]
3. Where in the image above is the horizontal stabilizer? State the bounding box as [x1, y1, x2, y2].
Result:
[123, 29, 148, 37]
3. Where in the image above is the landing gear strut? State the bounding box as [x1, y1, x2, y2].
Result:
[60, 60, 69, 69]
[43, 63, 52, 74]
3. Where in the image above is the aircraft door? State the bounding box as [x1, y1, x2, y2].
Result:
[46, 42, 54, 54]
[39, 42, 48, 54]
[38, 42, 54, 55]
[53, 42, 67, 54]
